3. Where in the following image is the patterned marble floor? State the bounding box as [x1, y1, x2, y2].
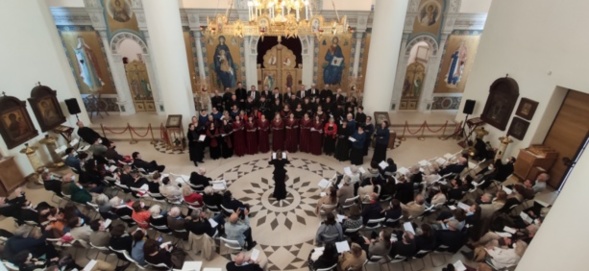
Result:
[3, 137, 466, 271]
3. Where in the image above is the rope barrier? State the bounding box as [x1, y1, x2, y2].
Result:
[102, 125, 130, 134]
[128, 123, 137, 144]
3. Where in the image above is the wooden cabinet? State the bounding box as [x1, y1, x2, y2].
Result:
[514, 145, 558, 180]
[0, 156, 26, 196]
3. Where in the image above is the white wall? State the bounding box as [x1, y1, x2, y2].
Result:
[458, 0, 589, 158]
[459, 0, 492, 13]
[119, 38, 144, 62]
[180, 0, 232, 9]
[0, 0, 90, 175]
[47, 0, 85, 7]
[322, 0, 372, 11]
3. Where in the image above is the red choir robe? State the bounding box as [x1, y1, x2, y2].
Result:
[323, 122, 338, 155]
[245, 121, 258, 155]
[310, 120, 324, 155]
[233, 121, 247, 156]
[299, 118, 312, 153]
[271, 119, 285, 151]
[258, 119, 270, 153]
[284, 118, 299, 153]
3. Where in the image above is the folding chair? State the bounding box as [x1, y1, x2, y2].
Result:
[363, 255, 385, 271]
[315, 263, 338, 271]
[341, 195, 359, 210]
[364, 217, 385, 231]
[219, 237, 243, 255]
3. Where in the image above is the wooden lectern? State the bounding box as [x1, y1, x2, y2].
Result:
[514, 145, 558, 180]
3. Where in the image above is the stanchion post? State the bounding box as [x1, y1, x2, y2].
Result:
[400, 122, 407, 141]
[100, 124, 106, 138]
[418, 121, 426, 141]
[128, 123, 137, 144]
[148, 124, 157, 144]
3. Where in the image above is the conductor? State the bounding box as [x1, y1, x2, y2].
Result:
[269, 151, 290, 200]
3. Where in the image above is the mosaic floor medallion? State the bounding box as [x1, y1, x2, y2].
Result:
[217, 157, 337, 271]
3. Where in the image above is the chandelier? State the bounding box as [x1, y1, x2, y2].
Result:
[202, 0, 349, 39]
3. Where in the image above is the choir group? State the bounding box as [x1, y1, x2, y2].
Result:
[186, 83, 391, 166]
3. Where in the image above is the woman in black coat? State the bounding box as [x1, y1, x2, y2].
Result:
[269, 151, 290, 200]
[334, 121, 351, 161]
[372, 121, 390, 163]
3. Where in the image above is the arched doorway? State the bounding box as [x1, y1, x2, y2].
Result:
[400, 41, 429, 110]
[111, 33, 156, 113]
[256, 36, 303, 94]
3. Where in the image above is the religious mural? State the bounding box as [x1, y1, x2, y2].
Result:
[360, 30, 371, 93]
[206, 35, 243, 91]
[412, 0, 444, 37]
[257, 43, 302, 93]
[57, 26, 116, 95]
[434, 30, 481, 93]
[103, 0, 140, 34]
[316, 35, 352, 91]
[400, 62, 426, 110]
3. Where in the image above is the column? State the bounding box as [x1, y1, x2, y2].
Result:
[362, 0, 409, 116]
[390, 34, 410, 111]
[194, 30, 207, 80]
[419, 37, 446, 112]
[98, 31, 136, 115]
[352, 32, 363, 77]
[244, 36, 260, 89]
[301, 35, 315, 86]
[142, 0, 195, 122]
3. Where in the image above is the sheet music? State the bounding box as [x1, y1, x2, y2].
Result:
[457, 202, 471, 211]
[379, 161, 388, 170]
[435, 157, 447, 165]
[103, 219, 112, 228]
[403, 222, 415, 235]
[212, 180, 227, 190]
[250, 248, 260, 262]
[502, 186, 513, 194]
[82, 260, 97, 271]
[181, 261, 203, 271]
[398, 167, 410, 176]
[503, 226, 517, 234]
[418, 160, 430, 167]
[358, 167, 366, 174]
[335, 241, 350, 253]
[318, 179, 331, 189]
[348, 136, 356, 142]
[208, 218, 218, 228]
[272, 152, 277, 160]
[520, 212, 533, 224]
[495, 232, 512, 238]
[453, 260, 467, 271]
[282, 152, 287, 159]
[343, 167, 353, 176]
[336, 214, 346, 223]
[320, 192, 326, 197]
[108, 165, 118, 172]
[198, 135, 206, 142]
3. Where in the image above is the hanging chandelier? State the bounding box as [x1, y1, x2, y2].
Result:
[201, 0, 350, 39]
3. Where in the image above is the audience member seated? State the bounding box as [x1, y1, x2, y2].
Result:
[89, 219, 111, 247]
[0, 189, 28, 219]
[394, 175, 414, 204]
[88, 138, 108, 157]
[69, 176, 93, 204]
[104, 144, 124, 162]
[189, 168, 212, 190]
[316, 186, 338, 215]
[389, 231, 416, 258]
[401, 194, 426, 219]
[472, 238, 528, 270]
[338, 242, 366, 271]
[203, 186, 223, 209]
[362, 193, 383, 225]
[383, 199, 403, 227]
[109, 223, 133, 252]
[128, 172, 149, 197]
[182, 185, 203, 207]
[341, 206, 363, 233]
[381, 158, 397, 177]
[160, 177, 182, 202]
[365, 229, 391, 258]
[95, 194, 116, 219]
[67, 216, 92, 242]
[532, 173, 549, 194]
[77, 120, 112, 146]
[434, 208, 467, 231]
[447, 179, 467, 202]
[41, 172, 65, 197]
[131, 229, 147, 266]
[186, 208, 222, 237]
[64, 147, 82, 172]
[4, 225, 58, 262]
[111, 197, 132, 218]
[148, 204, 168, 228]
[430, 186, 448, 206]
[223, 190, 250, 213]
[439, 157, 467, 176]
[358, 181, 375, 204]
[513, 180, 535, 200]
[309, 243, 338, 270]
[415, 223, 437, 251]
[143, 238, 185, 269]
[130, 200, 150, 229]
[147, 172, 163, 197]
[167, 207, 187, 240]
[226, 252, 264, 271]
[132, 152, 165, 173]
[494, 157, 515, 182]
[435, 220, 465, 252]
[11, 250, 61, 271]
[315, 213, 344, 246]
[44, 208, 67, 238]
[225, 209, 257, 250]
[336, 176, 354, 206]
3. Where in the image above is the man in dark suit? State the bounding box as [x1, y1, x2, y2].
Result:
[235, 82, 248, 108]
[247, 85, 259, 102]
[260, 86, 271, 99]
[435, 220, 465, 252]
[271, 87, 282, 105]
[307, 83, 319, 101]
[439, 157, 468, 176]
[297, 85, 308, 100]
[223, 87, 233, 110]
[211, 89, 224, 112]
[320, 84, 333, 103]
[132, 152, 165, 172]
[334, 88, 346, 106]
